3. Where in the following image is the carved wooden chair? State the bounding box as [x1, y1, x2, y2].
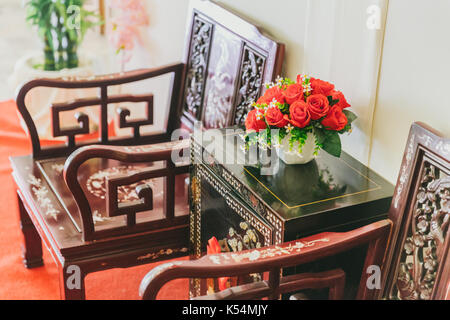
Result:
[10, 0, 284, 300]
[138, 122, 449, 300]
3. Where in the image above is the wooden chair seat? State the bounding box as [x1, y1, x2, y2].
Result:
[11, 141, 191, 299]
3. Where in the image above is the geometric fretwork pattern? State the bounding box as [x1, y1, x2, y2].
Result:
[391, 162, 450, 300]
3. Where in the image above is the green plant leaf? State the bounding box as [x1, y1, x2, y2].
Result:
[321, 131, 342, 158]
[343, 110, 357, 124]
[327, 96, 340, 107]
[313, 127, 327, 145]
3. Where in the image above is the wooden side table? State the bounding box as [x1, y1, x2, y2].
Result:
[189, 128, 394, 298]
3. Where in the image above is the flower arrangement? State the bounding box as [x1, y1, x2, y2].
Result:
[107, 0, 149, 71]
[244, 75, 357, 162]
[25, 0, 102, 71]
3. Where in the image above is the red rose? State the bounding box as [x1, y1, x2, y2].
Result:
[265, 107, 289, 128]
[331, 90, 350, 109]
[256, 86, 286, 105]
[310, 78, 335, 96]
[282, 83, 304, 104]
[321, 106, 348, 131]
[307, 94, 330, 120]
[289, 101, 311, 128]
[245, 108, 267, 132]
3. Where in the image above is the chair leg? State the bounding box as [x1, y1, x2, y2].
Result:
[328, 269, 346, 300]
[59, 263, 86, 300]
[17, 193, 44, 269]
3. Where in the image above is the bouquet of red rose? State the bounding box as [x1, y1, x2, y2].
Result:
[244, 75, 357, 161]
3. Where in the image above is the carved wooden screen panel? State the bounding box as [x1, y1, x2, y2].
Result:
[180, 0, 284, 131]
[383, 123, 450, 300]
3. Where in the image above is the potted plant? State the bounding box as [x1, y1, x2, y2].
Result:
[25, 0, 101, 71]
[244, 75, 357, 165]
[9, 1, 103, 140]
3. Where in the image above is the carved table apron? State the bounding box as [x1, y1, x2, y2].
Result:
[189, 128, 395, 298]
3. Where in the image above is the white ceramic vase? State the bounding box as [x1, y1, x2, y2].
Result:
[276, 132, 317, 165]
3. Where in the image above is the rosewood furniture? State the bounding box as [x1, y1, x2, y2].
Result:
[138, 122, 449, 300]
[381, 122, 449, 300]
[11, 0, 284, 299]
[140, 220, 391, 300]
[188, 126, 394, 297]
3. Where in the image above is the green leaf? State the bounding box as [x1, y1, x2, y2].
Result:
[321, 131, 342, 158]
[278, 103, 289, 114]
[327, 96, 340, 107]
[313, 127, 327, 145]
[343, 110, 357, 124]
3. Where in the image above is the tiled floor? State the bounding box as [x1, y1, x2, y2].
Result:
[0, 0, 109, 101]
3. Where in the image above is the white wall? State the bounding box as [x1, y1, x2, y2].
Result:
[370, 0, 450, 182]
[113, 0, 450, 183]
[214, 0, 450, 183]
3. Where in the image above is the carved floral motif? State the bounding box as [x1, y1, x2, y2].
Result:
[234, 47, 265, 126]
[184, 16, 213, 119]
[208, 238, 330, 265]
[392, 163, 450, 300]
[51, 164, 65, 174]
[86, 166, 155, 202]
[27, 174, 60, 221]
[203, 37, 234, 129]
[137, 247, 188, 261]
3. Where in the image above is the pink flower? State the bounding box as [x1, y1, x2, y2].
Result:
[108, 24, 137, 52]
[107, 0, 149, 66]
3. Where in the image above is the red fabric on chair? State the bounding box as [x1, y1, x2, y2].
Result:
[0, 100, 188, 300]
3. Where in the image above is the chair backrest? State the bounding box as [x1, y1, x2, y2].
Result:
[382, 122, 450, 300]
[64, 139, 190, 241]
[16, 0, 284, 160]
[179, 0, 284, 131]
[16, 65, 184, 159]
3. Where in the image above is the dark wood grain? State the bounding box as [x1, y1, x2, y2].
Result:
[17, 192, 44, 269]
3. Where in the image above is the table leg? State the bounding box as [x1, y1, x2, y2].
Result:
[17, 192, 44, 269]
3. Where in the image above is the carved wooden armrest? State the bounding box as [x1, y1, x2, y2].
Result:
[63, 139, 190, 241]
[139, 220, 392, 300]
